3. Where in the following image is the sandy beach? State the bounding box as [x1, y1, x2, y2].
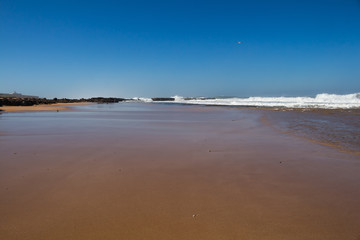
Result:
[0, 102, 91, 112]
[0, 103, 359, 240]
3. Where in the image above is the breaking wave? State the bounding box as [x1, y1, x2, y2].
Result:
[134, 93, 360, 109]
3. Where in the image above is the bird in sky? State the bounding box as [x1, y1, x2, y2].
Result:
[237, 41, 243, 44]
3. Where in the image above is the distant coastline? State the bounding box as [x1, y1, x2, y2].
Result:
[0, 96, 127, 106]
[0, 92, 128, 112]
[0, 92, 178, 112]
[0, 91, 179, 108]
[2, 91, 360, 110]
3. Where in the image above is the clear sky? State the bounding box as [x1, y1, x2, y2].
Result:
[1, 0, 360, 98]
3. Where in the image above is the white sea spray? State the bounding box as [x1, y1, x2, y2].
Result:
[145, 93, 360, 109]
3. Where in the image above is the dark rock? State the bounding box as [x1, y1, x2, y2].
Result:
[151, 98, 175, 101]
[89, 97, 126, 103]
[0, 96, 128, 107]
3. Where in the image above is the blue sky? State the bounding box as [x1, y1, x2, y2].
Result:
[1, 0, 359, 98]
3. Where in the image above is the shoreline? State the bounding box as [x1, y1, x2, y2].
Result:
[0, 102, 92, 112]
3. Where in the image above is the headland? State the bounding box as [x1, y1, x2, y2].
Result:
[0, 93, 127, 112]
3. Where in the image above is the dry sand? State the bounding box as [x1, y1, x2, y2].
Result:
[0, 104, 359, 240]
[0, 102, 91, 112]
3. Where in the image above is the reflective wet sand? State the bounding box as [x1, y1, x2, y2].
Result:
[1, 103, 359, 240]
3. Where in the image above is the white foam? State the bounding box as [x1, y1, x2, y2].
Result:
[129, 97, 153, 102]
[172, 95, 185, 102]
[150, 93, 360, 109]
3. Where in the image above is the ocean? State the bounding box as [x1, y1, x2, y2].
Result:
[133, 92, 360, 109]
[1, 96, 359, 155]
[131, 92, 360, 154]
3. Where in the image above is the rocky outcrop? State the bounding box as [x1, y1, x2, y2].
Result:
[89, 97, 126, 103]
[151, 98, 175, 101]
[0, 97, 127, 106]
[0, 98, 55, 106]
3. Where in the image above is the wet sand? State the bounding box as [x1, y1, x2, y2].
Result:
[0, 103, 359, 240]
[0, 102, 91, 112]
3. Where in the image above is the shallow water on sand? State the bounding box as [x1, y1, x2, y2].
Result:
[262, 109, 360, 154]
[1, 102, 358, 154]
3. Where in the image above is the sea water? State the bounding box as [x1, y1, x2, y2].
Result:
[134, 93, 360, 109]
[262, 108, 360, 154]
[1, 100, 359, 154]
